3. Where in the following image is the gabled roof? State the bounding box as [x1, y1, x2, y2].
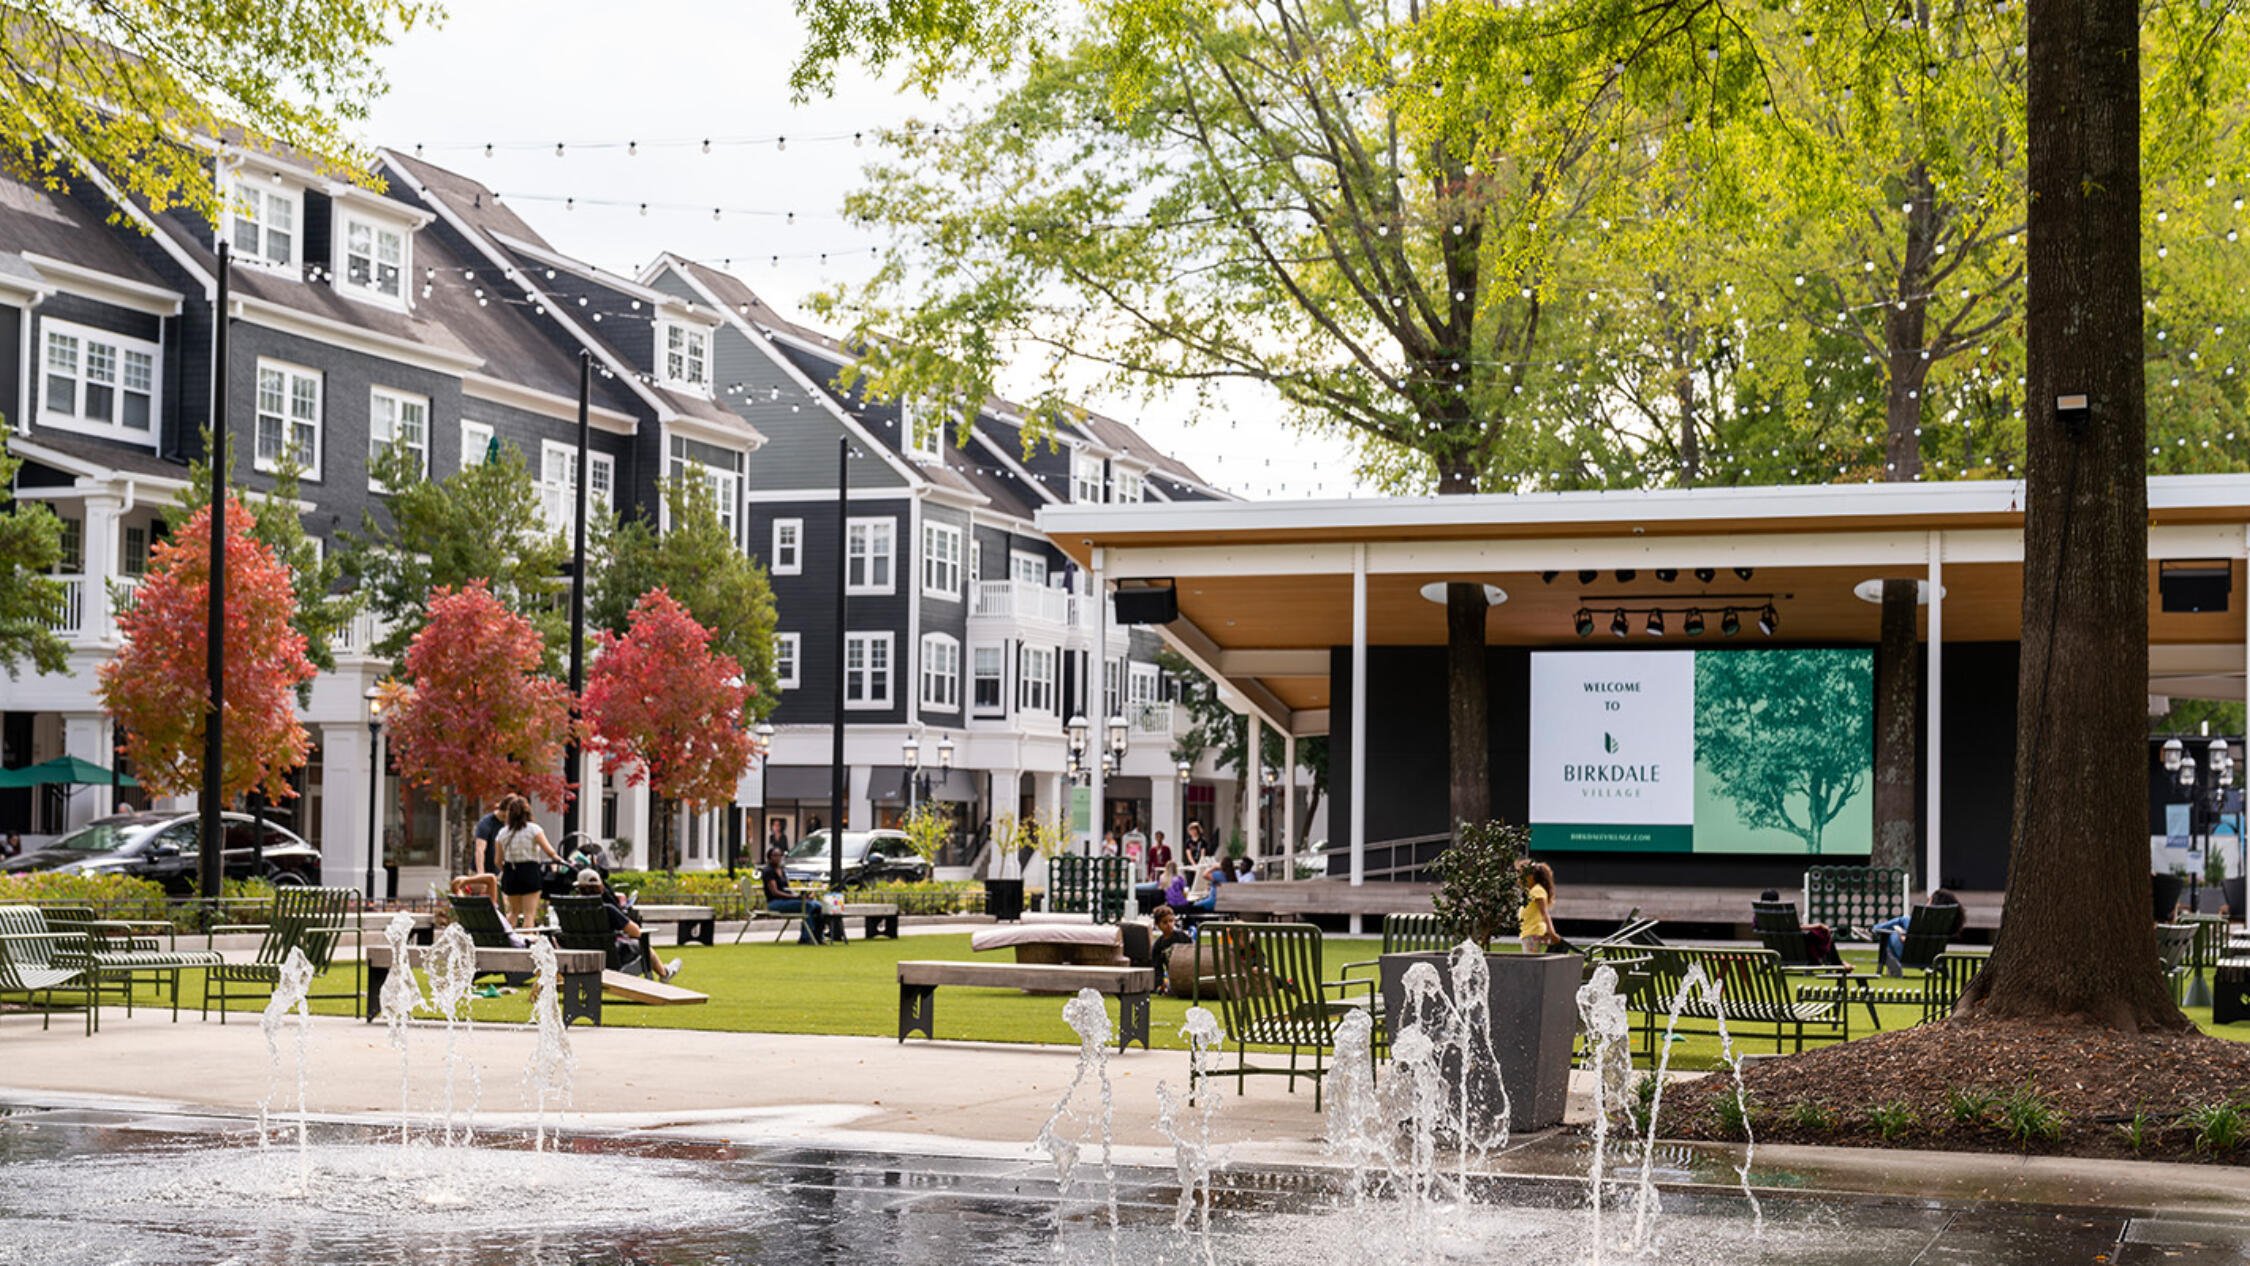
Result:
[381, 150, 555, 251]
[0, 169, 173, 292]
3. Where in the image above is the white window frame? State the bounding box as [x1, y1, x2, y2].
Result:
[667, 435, 744, 545]
[920, 633, 961, 712]
[1129, 662, 1162, 710]
[38, 319, 161, 447]
[846, 517, 896, 595]
[337, 213, 410, 306]
[460, 419, 496, 471]
[903, 399, 942, 462]
[775, 632, 801, 690]
[1018, 644, 1057, 715]
[227, 178, 302, 270]
[1114, 467, 1145, 504]
[1072, 449, 1106, 503]
[1104, 656, 1124, 723]
[121, 523, 150, 578]
[1010, 550, 1048, 587]
[844, 631, 894, 710]
[254, 359, 323, 479]
[971, 643, 1007, 716]
[771, 519, 803, 575]
[540, 439, 616, 538]
[921, 522, 963, 600]
[970, 538, 983, 585]
[659, 320, 712, 393]
[367, 387, 430, 488]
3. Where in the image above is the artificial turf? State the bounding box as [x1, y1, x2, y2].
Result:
[85, 935, 2250, 1072]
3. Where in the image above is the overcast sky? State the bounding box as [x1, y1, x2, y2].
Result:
[361, 0, 1366, 499]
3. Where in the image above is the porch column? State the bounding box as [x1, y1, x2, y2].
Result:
[1925, 530, 1944, 897]
[847, 763, 874, 835]
[62, 712, 111, 826]
[1088, 548, 1106, 853]
[986, 767, 1023, 877]
[1244, 710, 1261, 872]
[319, 723, 375, 898]
[615, 781, 651, 870]
[1350, 544, 1368, 901]
[1149, 769, 1182, 872]
[1283, 731, 1298, 878]
[81, 492, 122, 644]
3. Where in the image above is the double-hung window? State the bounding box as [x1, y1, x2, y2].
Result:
[844, 631, 893, 709]
[903, 399, 942, 462]
[775, 633, 801, 689]
[229, 181, 300, 269]
[540, 440, 615, 537]
[1072, 450, 1105, 503]
[921, 523, 962, 599]
[368, 388, 429, 486]
[1010, 551, 1048, 587]
[341, 216, 408, 303]
[846, 517, 895, 594]
[771, 519, 803, 575]
[972, 645, 1006, 714]
[1115, 468, 1145, 503]
[460, 420, 496, 471]
[920, 634, 961, 711]
[40, 321, 159, 444]
[668, 436, 744, 543]
[1018, 645, 1057, 714]
[660, 321, 711, 392]
[254, 361, 322, 477]
[1129, 662, 1162, 723]
[1104, 657, 1124, 723]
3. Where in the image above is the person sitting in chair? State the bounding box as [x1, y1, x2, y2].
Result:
[576, 868, 680, 981]
[1871, 889, 1959, 976]
[1150, 904, 1195, 992]
[762, 844, 827, 945]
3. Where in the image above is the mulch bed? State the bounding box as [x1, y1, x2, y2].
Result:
[1656, 1019, 2250, 1164]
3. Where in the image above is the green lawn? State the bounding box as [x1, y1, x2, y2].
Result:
[93, 936, 2250, 1072]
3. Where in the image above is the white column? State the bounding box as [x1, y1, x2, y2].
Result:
[1925, 530, 1944, 897]
[79, 492, 121, 644]
[1283, 731, 1298, 878]
[1150, 771, 1182, 874]
[986, 767, 1022, 877]
[320, 723, 376, 898]
[1350, 543, 1368, 892]
[1244, 710, 1262, 872]
[61, 712, 111, 826]
[1088, 548, 1107, 853]
[616, 782, 652, 870]
[848, 763, 874, 834]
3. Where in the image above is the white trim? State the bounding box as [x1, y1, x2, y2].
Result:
[1349, 543, 1366, 888]
[1017, 642, 1058, 715]
[494, 231, 711, 317]
[231, 295, 482, 374]
[3, 437, 190, 492]
[775, 632, 802, 690]
[845, 516, 896, 595]
[46, 143, 214, 295]
[746, 486, 914, 504]
[970, 642, 1008, 717]
[367, 385, 430, 487]
[1926, 531, 1944, 896]
[252, 358, 324, 480]
[333, 212, 412, 309]
[540, 438, 616, 535]
[459, 418, 495, 471]
[223, 176, 304, 272]
[1071, 446, 1106, 504]
[771, 518, 803, 575]
[460, 373, 637, 433]
[919, 631, 962, 712]
[1009, 549, 1049, 586]
[844, 630, 894, 710]
[921, 520, 964, 600]
[19, 255, 182, 316]
[656, 318, 714, 395]
[35, 317, 162, 448]
[323, 180, 435, 229]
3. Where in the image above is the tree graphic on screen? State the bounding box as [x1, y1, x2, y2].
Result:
[1695, 651, 1872, 854]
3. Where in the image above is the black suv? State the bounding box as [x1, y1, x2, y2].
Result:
[6, 811, 324, 894]
[781, 830, 931, 887]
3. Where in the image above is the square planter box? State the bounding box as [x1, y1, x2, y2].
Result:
[1378, 950, 1582, 1132]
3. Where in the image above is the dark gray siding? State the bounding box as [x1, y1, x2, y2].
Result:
[752, 494, 912, 727]
[0, 303, 20, 425]
[916, 501, 972, 719]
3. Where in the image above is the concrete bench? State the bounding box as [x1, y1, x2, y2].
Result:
[896, 960, 1154, 1050]
[747, 903, 900, 943]
[970, 922, 1126, 966]
[630, 904, 717, 946]
[364, 943, 606, 1027]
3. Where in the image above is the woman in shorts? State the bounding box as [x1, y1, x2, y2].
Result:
[492, 793, 564, 929]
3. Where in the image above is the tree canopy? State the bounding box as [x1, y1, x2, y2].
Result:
[0, 429, 66, 677]
[165, 439, 356, 673]
[590, 477, 780, 720]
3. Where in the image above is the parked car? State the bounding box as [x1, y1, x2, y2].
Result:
[4, 811, 323, 894]
[782, 830, 930, 887]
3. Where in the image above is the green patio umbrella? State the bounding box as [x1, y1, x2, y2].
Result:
[0, 755, 138, 789]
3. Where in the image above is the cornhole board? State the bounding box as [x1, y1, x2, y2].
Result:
[600, 969, 708, 1005]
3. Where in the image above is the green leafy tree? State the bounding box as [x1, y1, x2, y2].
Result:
[589, 477, 779, 719]
[1156, 647, 1325, 849]
[163, 434, 356, 672]
[3, 0, 440, 221]
[0, 429, 66, 676]
[339, 440, 567, 663]
[1694, 651, 1872, 856]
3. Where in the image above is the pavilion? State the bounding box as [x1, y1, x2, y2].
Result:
[1036, 476, 2250, 927]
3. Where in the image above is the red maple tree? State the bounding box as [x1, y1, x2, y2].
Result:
[383, 582, 575, 863]
[98, 495, 315, 803]
[582, 589, 755, 870]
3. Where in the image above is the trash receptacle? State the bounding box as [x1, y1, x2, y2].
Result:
[983, 878, 1025, 922]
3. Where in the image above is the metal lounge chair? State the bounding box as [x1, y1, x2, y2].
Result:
[548, 894, 639, 972]
[43, 903, 220, 1021]
[446, 893, 522, 949]
[1896, 902, 1966, 972]
[1638, 945, 1850, 1056]
[0, 905, 100, 1034]
[1921, 950, 1989, 1024]
[1199, 921, 1373, 1110]
[203, 887, 361, 1023]
[1337, 912, 1450, 984]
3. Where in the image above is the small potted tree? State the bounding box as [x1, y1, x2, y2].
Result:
[1376, 820, 1582, 1131]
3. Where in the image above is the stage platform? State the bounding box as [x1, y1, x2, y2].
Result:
[1211, 880, 2005, 933]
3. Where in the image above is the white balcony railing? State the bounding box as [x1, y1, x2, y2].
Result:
[112, 575, 139, 616]
[45, 575, 85, 636]
[1130, 701, 1176, 737]
[973, 578, 1070, 625]
[334, 609, 389, 658]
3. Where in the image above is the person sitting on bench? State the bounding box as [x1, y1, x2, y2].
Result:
[575, 868, 680, 981]
[1150, 905, 1195, 992]
[762, 844, 827, 945]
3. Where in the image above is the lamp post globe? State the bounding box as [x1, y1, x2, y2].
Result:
[937, 735, 955, 771]
[2162, 736, 2185, 771]
[1066, 714, 1089, 755]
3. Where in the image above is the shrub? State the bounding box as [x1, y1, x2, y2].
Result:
[1995, 1084, 2065, 1146]
[1429, 819, 1530, 948]
[1869, 1102, 1918, 1142]
[1785, 1100, 1836, 1133]
[0, 872, 170, 922]
[1624, 1072, 1664, 1135]
[2118, 1110, 2155, 1153]
[2181, 1102, 2247, 1153]
[1712, 1091, 1757, 1140]
[1944, 1086, 1997, 1127]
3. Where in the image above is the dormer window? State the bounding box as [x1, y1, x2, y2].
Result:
[1115, 467, 1145, 503]
[660, 321, 711, 392]
[340, 215, 409, 304]
[1072, 449, 1106, 503]
[903, 399, 942, 462]
[228, 180, 301, 270]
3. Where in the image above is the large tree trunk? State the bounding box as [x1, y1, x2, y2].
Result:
[1446, 582, 1491, 831]
[1957, 0, 2184, 1030]
[1871, 166, 1936, 878]
[1871, 581, 1922, 875]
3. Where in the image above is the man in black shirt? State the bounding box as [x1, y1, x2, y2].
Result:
[762, 845, 827, 945]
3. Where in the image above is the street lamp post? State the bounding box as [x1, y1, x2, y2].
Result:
[902, 733, 921, 817]
[2164, 737, 2239, 912]
[363, 685, 386, 901]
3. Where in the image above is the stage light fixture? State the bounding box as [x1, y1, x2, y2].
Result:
[1574, 608, 1595, 638]
[1578, 569, 1598, 585]
[1758, 603, 1779, 636]
[1734, 566, 1755, 581]
[1720, 608, 1741, 637]
[1616, 569, 1638, 583]
[1683, 608, 1705, 637]
[1610, 608, 1630, 638]
[1540, 570, 1559, 584]
[1645, 609, 1665, 637]
[1694, 567, 1716, 583]
[1655, 568, 1677, 583]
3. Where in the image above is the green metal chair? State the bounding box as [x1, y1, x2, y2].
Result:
[1637, 945, 1850, 1056]
[549, 895, 638, 972]
[1199, 921, 1372, 1110]
[203, 887, 360, 1023]
[0, 905, 101, 1034]
[1897, 902, 1966, 972]
[1337, 912, 1449, 985]
[44, 903, 219, 1021]
[1921, 950, 1989, 1024]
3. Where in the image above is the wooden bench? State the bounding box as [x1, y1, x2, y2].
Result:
[364, 943, 606, 1027]
[748, 903, 900, 943]
[895, 960, 1154, 1050]
[630, 904, 717, 947]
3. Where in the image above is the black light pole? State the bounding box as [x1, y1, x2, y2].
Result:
[830, 436, 849, 890]
[198, 242, 231, 900]
[562, 350, 591, 850]
[365, 699, 382, 900]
